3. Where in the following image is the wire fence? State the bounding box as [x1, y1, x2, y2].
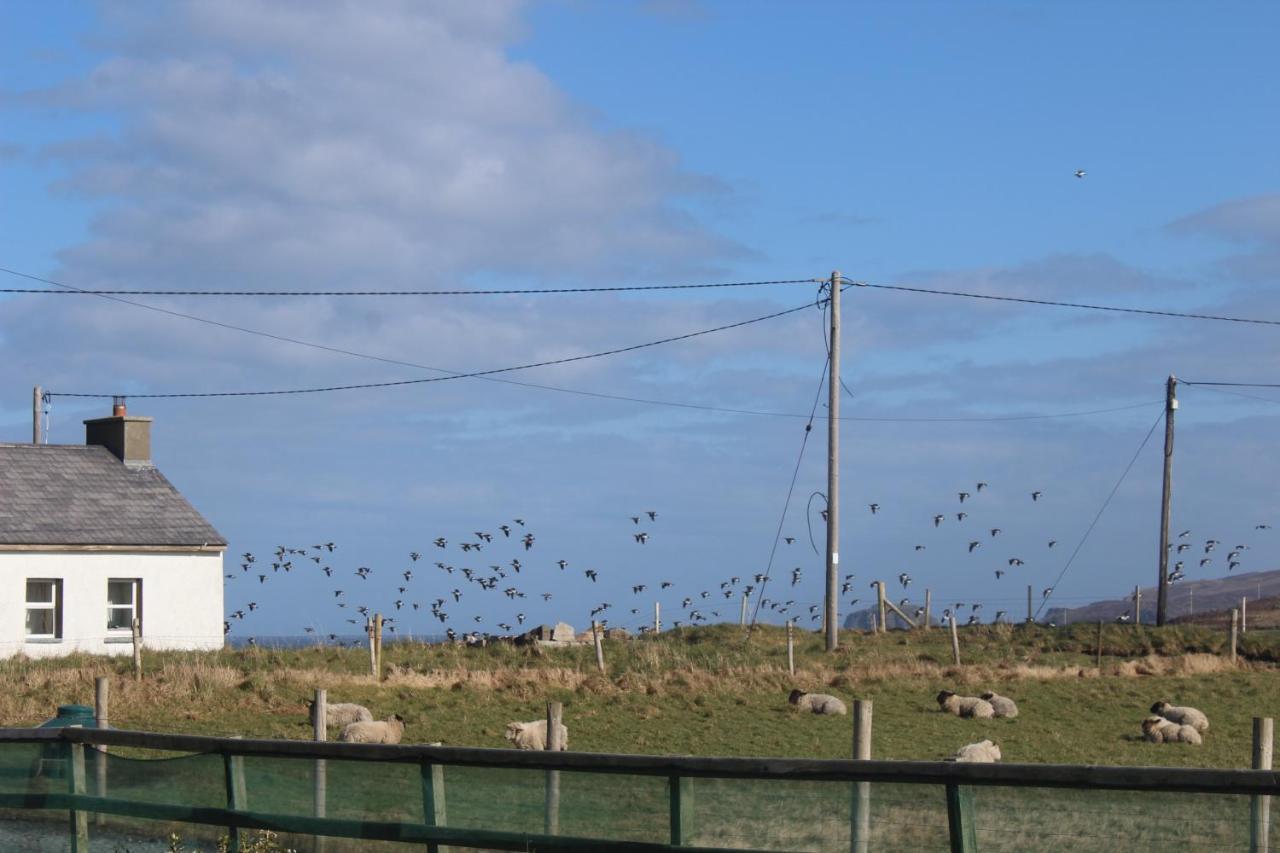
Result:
[0, 727, 1276, 852]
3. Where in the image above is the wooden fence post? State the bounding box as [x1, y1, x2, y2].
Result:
[669, 775, 692, 846]
[67, 731, 90, 853]
[950, 614, 962, 666]
[130, 618, 142, 680]
[1231, 609, 1239, 665]
[313, 688, 327, 853]
[545, 701, 563, 836]
[421, 759, 447, 853]
[367, 617, 377, 678]
[924, 589, 931, 630]
[1252, 716, 1273, 853]
[1242, 597, 1249, 634]
[374, 612, 384, 681]
[592, 621, 606, 675]
[739, 591, 749, 627]
[1134, 585, 1141, 625]
[1026, 585, 1033, 625]
[875, 582, 887, 634]
[94, 677, 108, 826]
[224, 746, 247, 852]
[654, 602, 661, 635]
[786, 620, 795, 677]
[850, 700, 872, 853]
[1096, 621, 1103, 669]
[945, 783, 977, 853]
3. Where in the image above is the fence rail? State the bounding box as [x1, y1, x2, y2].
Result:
[0, 726, 1277, 852]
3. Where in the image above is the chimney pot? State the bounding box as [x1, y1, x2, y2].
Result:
[112, 396, 127, 417]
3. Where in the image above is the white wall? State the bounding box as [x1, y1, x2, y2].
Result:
[0, 550, 224, 658]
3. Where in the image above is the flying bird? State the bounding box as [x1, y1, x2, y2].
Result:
[1031, 491, 1042, 502]
[1074, 169, 1086, 178]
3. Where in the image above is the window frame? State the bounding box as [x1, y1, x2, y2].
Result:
[25, 578, 63, 641]
[106, 578, 141, 635]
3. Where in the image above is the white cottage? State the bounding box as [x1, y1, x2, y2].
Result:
[0, 404, 226, 657]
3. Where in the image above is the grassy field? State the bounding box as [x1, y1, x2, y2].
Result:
[1, 623, 1277, 770]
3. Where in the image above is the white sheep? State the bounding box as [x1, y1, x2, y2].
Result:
[1142, 715, 1202, 745]
[788, 689, 848, 716]
[308, 701, 373, 729]
[1150, 701, 1209, 734]
[936, 691, 995, 719]
[979, 692, 1019, 719]
[504, 719, 569, 751]
[951, 740, 1002, 763]
[339, 714, 406, 744]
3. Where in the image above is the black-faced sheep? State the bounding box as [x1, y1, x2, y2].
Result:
[339, 714, 406, 744]
[788, 689, 848, 716]
[979, 692, 1019, 719]
[951, 739, 1002, 762]
[504, 719, 569, 750]
[936, 691, 995, 719]
[1150, 701, 1209, 733]
[1142, 715, 1202, 745]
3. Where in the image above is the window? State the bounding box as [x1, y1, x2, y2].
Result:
[25, 579, 62, 640]
[107, 579, 140, 632]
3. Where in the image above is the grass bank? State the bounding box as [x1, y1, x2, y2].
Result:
[1, 623, 1276, 769]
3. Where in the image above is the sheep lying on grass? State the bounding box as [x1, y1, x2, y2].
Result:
[504, 719, 569, 751]
[307, 700, 373, 729]
[1142, 715, 1202, 745]
[788, 689, 848, 716]
[936, 691, 995, 719]
[1150, 701, 1209, 733]
[339, 714, 406, 744]
[979, 692, 1019, 719]
[951, 740, 1002, 763]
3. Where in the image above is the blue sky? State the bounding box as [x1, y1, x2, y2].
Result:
[3, 1, 1279, 639]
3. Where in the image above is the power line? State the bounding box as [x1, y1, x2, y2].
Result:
[842, 276, 1280, 327]
[1181, 380, 1280, 388]
[46, 301, 814, 399]
[748, 355, 829, 632]
[0, 265, 816, 296]
[1180, 385, 1280, 406]
[1035, 408, 1164, 619]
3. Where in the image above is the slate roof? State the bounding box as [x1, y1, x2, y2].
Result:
[0, 444, 226, 547]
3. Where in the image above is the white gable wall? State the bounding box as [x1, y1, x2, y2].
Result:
[0, 550, 224, 658]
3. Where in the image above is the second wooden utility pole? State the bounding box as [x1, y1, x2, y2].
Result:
[825, 270, 841, 652]
[1156, 375, 1177, 626]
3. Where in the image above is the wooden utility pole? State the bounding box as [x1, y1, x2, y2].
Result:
[1026, 585, 1033, 625]
[1156, 375, 1177, 626]
[33, 386, 42, 444]
[874, 581, 887, 634]
[1134, 586, 1142, 625]
[739, 591, 749, 627]
[654, 602, 661, 635]
[825, 270, 841, 652]
[923, 589, 932, 630]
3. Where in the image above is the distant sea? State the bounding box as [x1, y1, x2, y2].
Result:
[227, 633, 449, 649]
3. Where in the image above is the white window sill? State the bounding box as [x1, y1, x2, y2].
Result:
[24, 638, 62, 644]
[104, 636, 136, 644]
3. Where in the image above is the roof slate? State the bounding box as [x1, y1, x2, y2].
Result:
[0, 444, 226, 547]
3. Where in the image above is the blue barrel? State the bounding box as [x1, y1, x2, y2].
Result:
[34, 704, 100, 779]
[39, 704, 97, 730]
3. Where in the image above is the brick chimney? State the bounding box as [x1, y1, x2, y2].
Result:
[84, 397, 153, 468]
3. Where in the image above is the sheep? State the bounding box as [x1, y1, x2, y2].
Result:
[1150, 701, 1209, 734]
[306, 700, 373, 729]
[951, 739, 1002, 763]
[504, 719, 569, 751]
[788, 689, 848, 716]
[339, 714, 406, 744]
[936, 691, 995, 719]
[979, 692, 1019, 719]
[1142, 715, 1202, 745]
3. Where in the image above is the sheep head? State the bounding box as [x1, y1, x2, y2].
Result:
[936, 690, 955, 706]
[1150, 701, 1169, 715]
[787, 689, 807, 705]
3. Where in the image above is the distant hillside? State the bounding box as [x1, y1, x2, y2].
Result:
[1044, 569, 1280, 625]
[1170, 595, 1280, 629]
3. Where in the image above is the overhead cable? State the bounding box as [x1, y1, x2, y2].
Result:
[842, 276, 1280, 327]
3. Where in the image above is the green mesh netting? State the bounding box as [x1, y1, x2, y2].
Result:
[0, 742, 1277, 852]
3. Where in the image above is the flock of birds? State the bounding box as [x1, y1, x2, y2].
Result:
[224, 478, 1274, 642]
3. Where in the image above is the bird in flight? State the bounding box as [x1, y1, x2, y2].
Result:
[1031, 491, 1042, 502]
[869, 503, 880, 515]
[1074, 169, 1086, 178]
